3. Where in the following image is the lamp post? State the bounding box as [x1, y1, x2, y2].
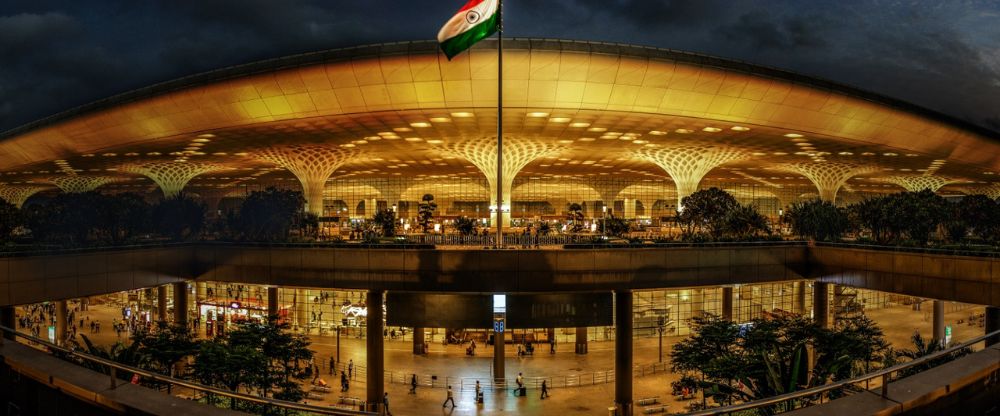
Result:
[657, 316, 665, 363]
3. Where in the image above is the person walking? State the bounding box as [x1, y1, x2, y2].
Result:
[383, 392, 392, 415]
[442, 385, 456, 408]
[540, 380, 550, 399]
[475, 380, 483, 404]
[348, 359, 354, 379]
[340, 371, 348, 392]
[409, 374, 418, 394]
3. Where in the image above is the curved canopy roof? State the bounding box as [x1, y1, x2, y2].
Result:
[1, 39, 998, 199]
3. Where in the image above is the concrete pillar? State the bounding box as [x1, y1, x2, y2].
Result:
[267, 287, 279, 318]
[173, 282, 188, 328]
[494, 324, 505, 382]
[295, 289, 308, 330]
[55, 300, 68, 346]
[814, 282, 829, 329]
[0, 306, 14, 340]
[157, 286, 168, 324]
[366, 290, 385, 412]
[366, 198, 378, 218]
[575, 326, 588, 354]
[623, 198, 636, 219]
[985, 306, 1000, 347]
[615, 290, 633, 416]
[722, 287, 734, 320]
[795, 281, 807, 315]
[413, 327, 425, 355]
[933, 300, 945, 346]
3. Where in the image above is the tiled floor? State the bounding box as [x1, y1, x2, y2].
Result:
[20, 298, 987, 415]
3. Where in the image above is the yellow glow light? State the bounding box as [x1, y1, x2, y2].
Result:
[527, 112, 550, 118]
[730, 126, 750, 131]
[410, 122, 431, 128]
[570, 122, 591, 128]
[450, 112, 474, 118]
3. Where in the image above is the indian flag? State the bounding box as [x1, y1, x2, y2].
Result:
[437, 0, 499, 60]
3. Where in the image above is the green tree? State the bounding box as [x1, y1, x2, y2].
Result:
[900, 190, 948, 245]
[418, 194, 437, 233]
[670, 314, 889, 408]
[956, 195, 1000, 242]
[600, 213, 631, 237]
[0, 200, 22, 242]
[566, 203, 585, 232]
[236, 187, 305, 241]
[784, 199, 849, 241]
[892, 332, 972, 379]
[724, 204, 772, 240]
[454, 216, 478, 236]
[152, 194, 206, 240]
[677, 188, 739, 240]
[132, 324, 201, 392]
[373, 209, 398, 237]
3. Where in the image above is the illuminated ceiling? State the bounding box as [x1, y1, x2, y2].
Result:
[1, 39, 997, 205]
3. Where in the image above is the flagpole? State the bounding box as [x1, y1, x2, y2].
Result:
[495, 0, 503, 249]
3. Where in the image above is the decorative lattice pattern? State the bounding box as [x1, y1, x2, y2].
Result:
[256, 145, 357, 213]
[635, 145, 748, 206]
[961, 184, 1000, 199]
[780, 162, 876, 202]
[879, 175, 957, 192]
[440, 137, 562, 205]
[0, 185, 50, 207]
[369, 179, 404, 205]
[121, 162, 223, 198]
[49, 176, 119, 193]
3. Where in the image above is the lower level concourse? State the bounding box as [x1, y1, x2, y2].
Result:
[10, 281, 994, 415]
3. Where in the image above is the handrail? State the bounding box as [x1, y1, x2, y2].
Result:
[0, 325, 376, 416]
[678, 328, 1000, 415]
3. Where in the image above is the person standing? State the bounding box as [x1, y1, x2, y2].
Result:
[348, 359, 354, 379]
[475, 380, 483, 404]
[329, 356, 335, 375]
[443, 385, 456, 408]
[340, 371, 348, 392]
[540, 380, 549, 399]
[409, 374, 417, 394]
[383, 392, 392, 415]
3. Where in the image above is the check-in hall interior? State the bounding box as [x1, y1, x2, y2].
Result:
[8, 280, 992, 415]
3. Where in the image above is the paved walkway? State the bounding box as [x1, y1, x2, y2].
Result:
[17, 300, 988, 415]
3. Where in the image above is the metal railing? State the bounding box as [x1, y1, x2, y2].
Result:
[0, 325, 376, 416]
[678, 328, 1000, 415]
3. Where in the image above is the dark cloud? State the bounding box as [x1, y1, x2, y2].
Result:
[716, 11, 830, 51]
[0, 1, 997, 134]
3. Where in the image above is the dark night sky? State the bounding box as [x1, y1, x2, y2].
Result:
[2, 0, 999, 134]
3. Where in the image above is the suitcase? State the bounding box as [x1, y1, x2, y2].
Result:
[519, 387, 526, 396]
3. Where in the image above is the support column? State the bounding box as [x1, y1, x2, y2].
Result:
[55, 300, 68, 346]
[615, 290, 633, 416]
[985, 306, 999, 347]
[690, 289, 705, 318]
[173, 282, 188, 328]
[0, 306, 15, 340]
[413, 327, 425, 355]
[267, 287, 279, 318]
[933, 300, 945, 346]
[623, 198, 636, 219]
[721, 287, 734, 320]
[814, 282, 829, 329]
[795, 281, 807, 315]
[366, 290, 385, 412]
[575, 327, 588, 354]
[157, 286, 168, 324]
[494, 325, 505, 382]
[295, 289, 308, 330]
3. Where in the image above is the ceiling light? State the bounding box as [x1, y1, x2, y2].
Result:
[838, 151, 853, 155]
[577, 138, 595, 142]
[197, 134, 216, 139]
[570, 122, 591, 128]
[549, 117, 571, 123]
[404, 137, 423, 142]
[648, 130, 667, 135]
[675, 129, 693, 134]
[429, 117, 451, 123]
[784, 133, 804, 138]
[730, 126, 750, 131]
[426, 139, 444, 144]
[702, 127, 722, 133]
[450, 112, 474, 118]
[587, 127, 607, 132]
[527, 112, 550, 118]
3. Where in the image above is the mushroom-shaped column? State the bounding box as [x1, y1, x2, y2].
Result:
[635, 145, 747, 209]
[441, 138, 561, 228]
[49, 176, 120, 193]
[880, 175, 958, 192]
[781, 162, 875, 202]
[584, 178, 634, 215]
[255, 145, 357, 215]
[122, 162, 221, 199]
[0, 185, 50, 208]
